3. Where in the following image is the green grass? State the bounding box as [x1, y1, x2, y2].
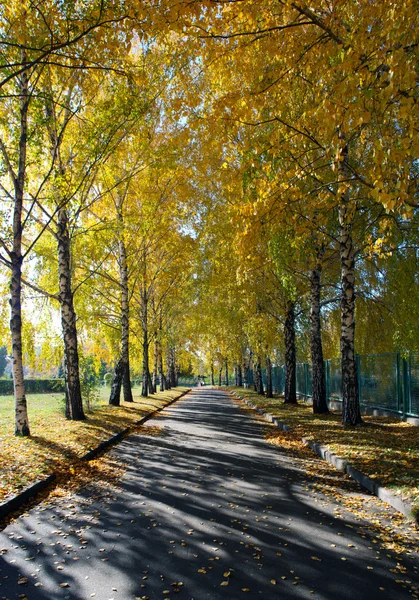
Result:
[0, 385, 190, 503]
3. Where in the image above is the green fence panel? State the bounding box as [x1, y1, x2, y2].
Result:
[408, 352, 419, 415]
[357, 353, 399, 411]
[272, 366, 284, 394]
[296, 363, 306, 397]
[328, 358, 342, 402]
[243, 353, 419, 417]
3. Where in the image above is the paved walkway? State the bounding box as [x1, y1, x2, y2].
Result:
[0, 389, 417, 599]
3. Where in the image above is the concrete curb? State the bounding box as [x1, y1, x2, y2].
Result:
[0, 475, 56, 520]
[231, 391, 417, 524]
[0, 389, 191, 521]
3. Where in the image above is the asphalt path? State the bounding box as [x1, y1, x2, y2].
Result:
[0, 388, 417, 600]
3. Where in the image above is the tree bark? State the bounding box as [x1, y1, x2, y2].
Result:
[152, 335, 158, 393]
[243, 360, 249, 387]
[119, 234, 133, 403]
[10, 55, 30, 436]
[10, 254, 30, 435]
[109, 356, 124, 406]
[224, 358, 229, 386]
[210, 362, 215, 385]
[338, 130, 363, 425]
[110, 226, 133, 405]
[218, 367, 222, 386]
[237, 363, 243, 387]
[266, 356, 273, 398]
[141, 290, 149, 397]
[166, 351, 171, 390]
[159, 346, 165, 392]
[310, 247, 329, 414]
[147, 369, 154, 394]
[284, 300, 297, 404]
[42, 84, 84, 420]
[57, 208, 85, 420]
[169, 347, 176, 387]
[255, 356, 264, 395]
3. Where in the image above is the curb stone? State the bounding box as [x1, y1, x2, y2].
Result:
[0, 389, 191, 521]
[0, 475, 56, 520]
[230, 390, 417, 524]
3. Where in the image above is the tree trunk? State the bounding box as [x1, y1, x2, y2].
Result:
[110, 227, 133, 405]
[109, 357, 124, 406]
[237, 363, 243, 387]
[142, 335, 149, 397]
[11, 55, 30, 436]
[147, 369, 154, 394]
[211, 363, 215, 385]
[266, 356, 273, 398]
[242, 360, 248, 387]
[338, 130, 363, 425]
[122, 357, 133, 402]
[255, 356, 264, 395]
[284, 300, 297, 404]
[310, 248, 329, 414]
[171, 350, 176, 387]
[141, 290, 149, 397]
[152, 336, 158, 393]
[224, 358, 229, 386]
[159, 346, 165, 392]
[166, 352, 172, 390]
[119, 234, 133, 403]
[218, 368, 222, 386]
[10, 254, 30, 436]
[57, 208, 85, 420]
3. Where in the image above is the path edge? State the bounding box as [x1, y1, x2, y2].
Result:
[230, 390, 418, 525]
[0, 388, 191, 521]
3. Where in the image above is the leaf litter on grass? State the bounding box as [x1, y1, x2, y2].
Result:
[230, 390, 419, 599]
[0, 387, 189, 505]
[228, 387, 419, 516]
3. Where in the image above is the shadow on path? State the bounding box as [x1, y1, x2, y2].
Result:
[0, 389, 417, 600]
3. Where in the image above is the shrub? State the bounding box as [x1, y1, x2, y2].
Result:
[0, 379, 65, 395]
[79, 356, 100, 412]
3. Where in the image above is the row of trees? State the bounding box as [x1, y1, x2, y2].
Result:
[0, 1, 196, 435]
[0, 1, 418, 434]
[180, 0, 419, 424]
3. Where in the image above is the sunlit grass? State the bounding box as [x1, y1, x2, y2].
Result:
[0, 386, 189, 502]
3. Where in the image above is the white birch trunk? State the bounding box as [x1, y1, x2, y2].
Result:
[337, 130, 363, 425]
[310, 245, 328, 414]
[57, 208, 85, 420]
[11, 56, 30, 436]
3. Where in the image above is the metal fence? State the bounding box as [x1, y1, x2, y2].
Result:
[240, 352, 419, 418]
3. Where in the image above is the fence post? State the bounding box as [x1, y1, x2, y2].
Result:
[396, 353, 401, 412]
[402, 355, 410, 417]
[355, 354, 362, 405]
[325, 359, 329, 402]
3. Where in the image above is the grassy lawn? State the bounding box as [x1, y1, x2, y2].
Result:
[0, 386, 190, 503]
[228, 387, 419, 517]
